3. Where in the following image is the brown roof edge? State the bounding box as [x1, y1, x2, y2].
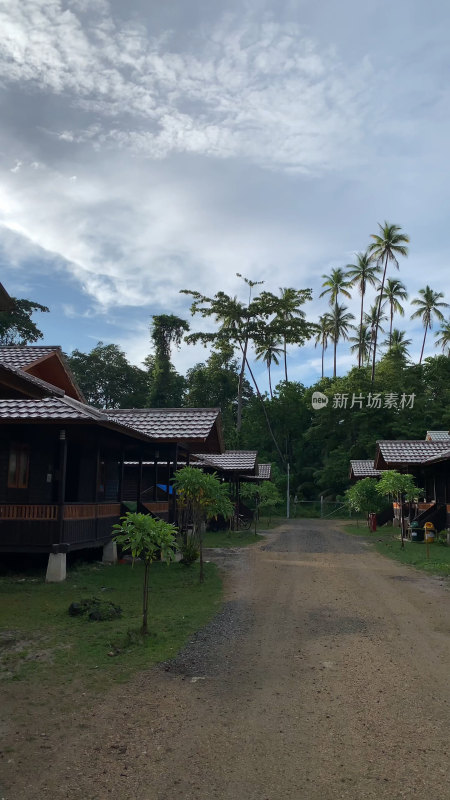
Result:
[22, 348, 85, 403]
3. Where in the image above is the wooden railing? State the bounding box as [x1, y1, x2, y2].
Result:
[0, 503, 121, 521]
[0, 504, 58, 521]
[142, 502, 169, 513]
[64, 503, 121, 520]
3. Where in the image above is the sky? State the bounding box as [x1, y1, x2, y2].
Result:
[0, 0, 449, 390]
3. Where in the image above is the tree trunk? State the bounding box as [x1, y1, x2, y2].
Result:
[242, 348, 285, 465]
[236, 335, 249, 432]
[283, 335, 288, 382]
[389, 304, 393, 349]
[142, 561, 150, 634]
[358, 291, 364, 368]
[268, 364, 273, 399]
[321, 341, 324, 379]
[333, 338, 337, 379]
[419, 326, 428, 364]
[371, 252, 389, 383]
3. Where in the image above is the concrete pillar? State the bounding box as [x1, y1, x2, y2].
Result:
[46, 553, 67, 583]
[102, 540, 118, 564]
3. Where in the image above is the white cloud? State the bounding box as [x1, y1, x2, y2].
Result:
[0, 2, 374, 173]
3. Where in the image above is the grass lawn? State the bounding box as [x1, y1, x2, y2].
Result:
[341, 522, 450, 577]
[0, 559, 222, 688]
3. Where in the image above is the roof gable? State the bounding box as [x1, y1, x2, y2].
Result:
[0, 346, 84, 402]
[374, 440, 450, 468]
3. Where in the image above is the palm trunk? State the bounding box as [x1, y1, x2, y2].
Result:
[371, 253, 389, 382]
[419, 326, 428, 364]
[236, 335, 248, 432]
[268, 363, 273, 399]
[358, 291, 364, 368]
[283, 335, 288, 382]
[389, 304, 393, 349]
[242, 348, 285, 465]
[321, 341, 324, 379]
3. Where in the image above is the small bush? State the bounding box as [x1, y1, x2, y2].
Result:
[178, 537, 199, 566]
[68, 598, 122, 621]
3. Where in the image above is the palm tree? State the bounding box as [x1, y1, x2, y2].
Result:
[382, 328, 412, 360]
[314, 313, 332, 379]
[328, 303, 355, 378]
[435, 318, 450, 356]
[411, 286, 449, 363]
[320, 267, 352, 307]
[364, 301, 388, 366]
[255, 332, 284, 399]
[367, 222, 409, 381]
[346, 252, 380, 367]
[349, 324, 371, 365]
[382, 278, 408, 348]
[275, 287, 307, 382]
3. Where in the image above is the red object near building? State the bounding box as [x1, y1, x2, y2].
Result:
[369, 513, 377, 532]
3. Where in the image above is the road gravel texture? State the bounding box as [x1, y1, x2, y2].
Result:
[1, 520, 450, 799]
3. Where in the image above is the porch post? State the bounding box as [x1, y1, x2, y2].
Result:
[47, 429, 68, 582]
[170, 445, 178, 524]
[118, 449, 125, 504]
[137, 454, 143, 509]
[57, 429, 68, 545]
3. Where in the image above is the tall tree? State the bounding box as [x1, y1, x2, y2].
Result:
[272, 287, 308, 382]
[328, 303, 355, 378]
[147, 314, 189, 407]
[68, 342, 149, 408]
[254, 332, 284, 398]
[367, 221, 409, 381]
[411, 286, 449, 364]
[349, 324, 371, 365]
[314, 313, 332, 379]
[382, 277, 408, 348]
[435, 319, 450, 356]
[346, 252, 380, 367]
[320, 267, 352, 308]
[382, 328, 412, 361]
[364, 301, 388, 366]
[0, 297, 49, 345]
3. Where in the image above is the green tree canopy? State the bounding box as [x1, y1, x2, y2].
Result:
[0, 297, 49, 345]
[68, 341, 149, 408]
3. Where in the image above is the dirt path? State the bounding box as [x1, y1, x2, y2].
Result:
[2, 520, 450, 799]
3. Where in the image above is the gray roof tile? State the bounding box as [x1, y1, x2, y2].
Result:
[0, 346, 61, 369]
[107, 408, 221, 444]
[376, 440, 450, 465]
[192, 450, 258, 472]
[350, 459, 381, 477]
[425, 431, 450, 441]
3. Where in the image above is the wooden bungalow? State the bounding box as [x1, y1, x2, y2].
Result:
[374, 439, 450, 530]
[0, 348, 224, 580]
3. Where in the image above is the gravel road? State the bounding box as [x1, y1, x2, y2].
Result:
[2, 520, 450, 799]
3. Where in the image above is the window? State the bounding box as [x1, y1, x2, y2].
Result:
[8, 444, 30, 489]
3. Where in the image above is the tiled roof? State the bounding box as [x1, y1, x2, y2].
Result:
[0, 346, 61, 369]
[425, 431, 450, 441]
[350, 460, 381, 478]
[376, 440, 450, 465]
[422, 448, 450, 465]
[242, 463, 272, 481]
[0, 397, 97, 421]
[192, 450, 258, 473]
[107, 408, 222, 446]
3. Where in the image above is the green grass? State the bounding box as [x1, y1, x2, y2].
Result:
[341, 522, 450, 576]
[203, 529, 264, 548]
[0, 559, 222, 688]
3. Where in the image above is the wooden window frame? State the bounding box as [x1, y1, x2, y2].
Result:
[8, 443, 30, 489]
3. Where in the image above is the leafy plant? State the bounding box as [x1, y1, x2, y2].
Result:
[112, 513, 178, 634]
[376, 471, 423, 549]
[345, 478, 385, 527]
[173, 467, 234, 582]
